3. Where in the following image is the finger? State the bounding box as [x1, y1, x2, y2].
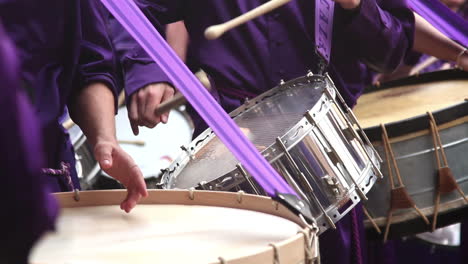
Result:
[137, 89, 147, 127]
[129, 95, 140, 136]
[94, 143, 113, 169]
[142, 86, 163, 126]
[160, 87, 175, 124]
[121, 166, 147, 212]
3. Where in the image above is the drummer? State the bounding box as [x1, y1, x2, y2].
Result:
[0, 0, 147, 213]
[110, 0, 415, 263]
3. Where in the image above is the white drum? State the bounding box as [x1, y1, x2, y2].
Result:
[30, 190, 319, 264]
[94, 106, 193, 189]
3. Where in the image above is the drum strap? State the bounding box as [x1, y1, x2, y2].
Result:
[428, 112, 468, 231]
[380, 124, 430, 242]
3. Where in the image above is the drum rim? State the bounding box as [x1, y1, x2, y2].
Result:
[364, 69, 468, 93]
[48, 189, 313, 264]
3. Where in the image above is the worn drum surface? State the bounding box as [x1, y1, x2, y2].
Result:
[161, 74, 380, 233]
[30, 190, 317, 264]
[354, 70, 468, 239]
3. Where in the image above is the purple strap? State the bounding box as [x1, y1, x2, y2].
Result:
[351, 208, 363, 264]
[100, 0, 297, 197]
[315, 0, 335, 64]
[410, 0, 468, 46]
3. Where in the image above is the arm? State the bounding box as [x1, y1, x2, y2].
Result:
[413, 12, 468, 70]
[69, 0, 147, 212]
[337, 0, 415, 72]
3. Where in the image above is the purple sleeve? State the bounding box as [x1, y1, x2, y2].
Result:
[108, 0, 184, 97]
[72, 0, 119, 109]
[339, 0, 415, 72]
[0, 21, 58, 263]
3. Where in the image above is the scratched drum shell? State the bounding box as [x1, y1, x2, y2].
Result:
[30, 190, 318, 264]
[354, 70, 468, 239]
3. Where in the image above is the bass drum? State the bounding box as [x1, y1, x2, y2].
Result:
[354, 70, 468, 240]
[92, 105, 194, 189]
[30, 190, 318, 264]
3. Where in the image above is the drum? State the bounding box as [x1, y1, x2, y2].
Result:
[353, 70, 468, 240]
[30, 190, 319, 264]
[160, 73, 381, 233]
[65, 118, 101, 190]
[94, 106, 194, 189]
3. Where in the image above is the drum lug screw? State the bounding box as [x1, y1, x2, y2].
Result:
[307, 70, 314, 77]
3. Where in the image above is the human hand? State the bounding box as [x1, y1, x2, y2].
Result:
[94, 141, 148, 213]
[128, 83, 175, 135]
[334, 0, 361, 10]
[457, 50, 468, 71]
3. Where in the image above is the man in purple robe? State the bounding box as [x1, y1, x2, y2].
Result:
[0, 19, 58, 263]
[0, 0, 147, 213]
[110, 0, 415, 263]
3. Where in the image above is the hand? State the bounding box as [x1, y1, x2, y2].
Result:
[94, 141, 148, 213]
[458, 52, 468, 71]
[128, 83, 175, 135]
[334, 0, 361, 10]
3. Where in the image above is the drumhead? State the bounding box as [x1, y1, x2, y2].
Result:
[30, 190, 308, 264]
[114, 107, 193, 178]
[165, 75, 328, 189]
[354, 70, 468, 140]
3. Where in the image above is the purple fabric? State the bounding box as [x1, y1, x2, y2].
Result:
[112, 0, 415, 108]
[101, 0, 297, 196]
[315, 0, 335, 63]
[410, 0, 468, 46]
[0, 0, 119, 192]
[0, 20, 58, 263]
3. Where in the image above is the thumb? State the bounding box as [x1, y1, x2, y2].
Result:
[94, 143, 114, 169]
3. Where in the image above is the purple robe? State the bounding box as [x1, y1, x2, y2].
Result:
[0, 0, 119, 192]
[0, 20, 58, 264]
[110, 1, 414, 263]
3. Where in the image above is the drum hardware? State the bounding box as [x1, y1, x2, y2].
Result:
[325, 73, 384, 165]
[428, 111, 468, 231]
[276, 137, 336, 229]
[322, 175, 341, 196]
[305, 111, 368, 202]
[180, 144, 194, 159]
[236, 164, 262, 195]
[380, 124, 430, 242]
[298, 217, 320, 264]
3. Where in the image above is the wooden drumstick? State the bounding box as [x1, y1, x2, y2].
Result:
[118, 139, 146, 146]
[62, 119, 75, 130]
[204, 0, 292, 40]
[155, 69, 211, 115]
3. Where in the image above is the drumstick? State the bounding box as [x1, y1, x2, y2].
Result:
[62, 119, 75, 130]
[118, 139, 146, 146]
[204, 0, 292, 40]
[155, 69, 211, 115]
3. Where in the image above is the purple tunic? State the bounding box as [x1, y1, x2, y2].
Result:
[0, 0, 119, 192]
[0, 20, 58, 263]
[111, 1, 415, 263]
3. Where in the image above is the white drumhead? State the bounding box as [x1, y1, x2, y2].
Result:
[114, 107, 193, 178]
[30, 204, 300, 263]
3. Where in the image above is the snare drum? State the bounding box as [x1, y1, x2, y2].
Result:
[94, 106, 193, 189]
[30, 190, 318, 264]
[160, 73, 380, 233]
[354, 70, 468, 239]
